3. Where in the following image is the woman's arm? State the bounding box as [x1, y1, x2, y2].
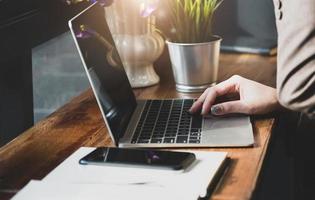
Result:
[274, 0, 315, 118]
[190, 0, 315, 117]
[189, 75, 281, 115]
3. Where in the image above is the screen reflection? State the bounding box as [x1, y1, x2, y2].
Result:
[72, 5, 137, 144]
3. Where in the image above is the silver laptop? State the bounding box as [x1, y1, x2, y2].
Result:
[68, 3, 254, 148]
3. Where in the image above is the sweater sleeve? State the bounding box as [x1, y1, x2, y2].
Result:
[274, 0, 315, 118]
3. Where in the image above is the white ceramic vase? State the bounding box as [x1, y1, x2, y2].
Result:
[105, 1, 164, 88]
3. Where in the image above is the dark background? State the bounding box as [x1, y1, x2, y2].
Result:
[0, 0, 89, 146]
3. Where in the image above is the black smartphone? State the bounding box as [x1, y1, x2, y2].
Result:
[79, 147, 196, 170]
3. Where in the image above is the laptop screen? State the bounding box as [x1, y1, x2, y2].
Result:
[69, 3, 137, 145]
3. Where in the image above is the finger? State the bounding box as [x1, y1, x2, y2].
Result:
[189, 89, 210, 113]
[189, 100, 203, 113]
[210, 101, 249, 115]
[213, 76, 240, 96]
[201, 88, 217, 115]
[200, 77, 240, 114]
[190, 75, 240, 114]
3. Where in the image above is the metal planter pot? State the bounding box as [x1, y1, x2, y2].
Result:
[166, 36, 221, 93]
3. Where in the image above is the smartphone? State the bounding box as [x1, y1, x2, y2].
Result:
[79, 147, 196, 170]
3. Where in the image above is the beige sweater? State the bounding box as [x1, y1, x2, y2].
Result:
[273, 0, 315, 118]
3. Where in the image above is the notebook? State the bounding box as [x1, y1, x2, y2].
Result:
[12, 147, 229, 200]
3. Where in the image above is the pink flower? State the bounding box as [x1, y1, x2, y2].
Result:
[91, 0, 114, 7]
[140, 0, 160, 17]
[75, 25, 96, 39]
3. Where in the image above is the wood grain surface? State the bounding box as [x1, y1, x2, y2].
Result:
[0, 52, 277, 200]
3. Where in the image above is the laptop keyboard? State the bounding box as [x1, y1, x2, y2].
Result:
[131, 99, 202, 144]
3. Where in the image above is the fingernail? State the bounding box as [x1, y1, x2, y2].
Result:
[211, 106, 222, 115]
[188, 106, 194, 112]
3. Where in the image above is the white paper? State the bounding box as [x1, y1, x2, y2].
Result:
[13, 147, 227, 200]
[12, 180, 197, 200]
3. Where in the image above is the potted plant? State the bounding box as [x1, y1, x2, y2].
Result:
[160, 0, 222, 93]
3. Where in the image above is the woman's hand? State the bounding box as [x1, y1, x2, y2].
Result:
[189, 75, 281, 115]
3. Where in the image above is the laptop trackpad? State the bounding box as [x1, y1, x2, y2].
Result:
[202, 115, 254, 146]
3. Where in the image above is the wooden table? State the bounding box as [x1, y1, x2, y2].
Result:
[0, 52, 277, 200]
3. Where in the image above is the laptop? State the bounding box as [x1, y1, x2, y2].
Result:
[68, 3, 254, 148]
